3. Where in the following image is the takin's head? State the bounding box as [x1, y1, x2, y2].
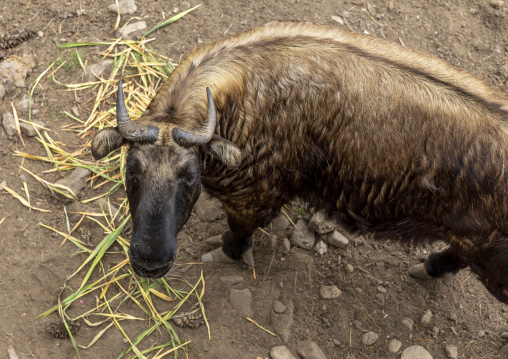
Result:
[90, 82, 241, 278]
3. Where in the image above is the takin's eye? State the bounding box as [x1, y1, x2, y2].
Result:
[126, 157, 142, 175]
[179, 168, 198, 186]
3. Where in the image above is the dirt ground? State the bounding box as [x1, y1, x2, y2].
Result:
[1, 0, 508, 358]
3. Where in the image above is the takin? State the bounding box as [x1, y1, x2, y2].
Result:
[91, 21, 508, 304]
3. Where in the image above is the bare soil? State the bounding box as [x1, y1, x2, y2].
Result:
[1, 0, 508, 358]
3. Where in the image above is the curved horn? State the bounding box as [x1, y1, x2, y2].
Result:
[172, 87, 217, 147]
[116, 80, 159, 143]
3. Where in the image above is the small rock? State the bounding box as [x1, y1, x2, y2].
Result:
[402, 317, 414, 331]
[377, 286, 387, 294]
[345, 264, 354, 273]
[331, 15, 344, 25]
[362, 331, 379, 346]
[281, 237, 291, 253]
[181, 1, 191, 10]
[489, 0, 505, 9]
[0, 54, 36, 89]
[17, 94, 33, 112]
[273, 301, 287, 314]
[309, 211, 335, 234]
[500, 331, 508, 340]
[270, 346, 298, 359]
[271, 213, 290, 231]
[388, 339, 402, 353]
[118, 21, 147, 40]
[20, 120, 44, 137]
[71, 106, 81, 118]
[320, 285, 341, 299]
[353, 320, 362, 330]
[500, 64, 508, 79]
[421, 310, 433, 324]
[445, 345, 458, 358]
[296, 340, 327, 359]
[501, 343, 508, 356]
[84, 59, 114, 79]
[327, 230, 349, 249]
[229, 289, 252, 317]
[290, 219, 315, 250]
[194, 191, 225, 221]
[353, 287, 364, 296]
[54, 167, 92, 203]
[2, 112, 17, 136]
[272, 301, 294, 344]
[478, 330, 486, 338]
[268, 234, 278, 249]
[0, 83, 5, 100]
[219, 275, 244, 285]
[401, 345, 433, 359]
[314, 240, 327, 255]
[108, 0, 137, 14]
[375, 293, 385, 305]
[448, 312, 458, 322]
[351, 237, 366, 246]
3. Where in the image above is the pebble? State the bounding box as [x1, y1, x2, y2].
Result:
[345, 264, 354, 273]
[108, 0, 137, 14]
[16, 94, 33, 112]
[273, 301, 287, 314]
[374, 293, 385, 305]
[2, 112, 17, 136]
[421, 310, 433, 324]
[388, 339, 402, 353]
[229, 289, 252, 317]
[296, 340, 327, 359]
[84, 59, 114, 79]
[488, 0, 505, 9]
[219, 275, 244, 285]
[194, 191, 225, 221]
[478, 330, 486, 338]
[54, 167, 92, 203]
[500, 331, 508, 339]
[271, 302, 294, 344]
[0, 83, 5, 100]
[309, 211, 335, 234]
[281, 237, 291, 253]
[377, 286, 387, 294]
[20, 120, 44, 137]
[331, 15, 344, 25]
[314, 240, 327, 255]
[401, 345, 433, 359]
[118, 21, 147, 40]
[402, 317, 414, 331]
[500, 64, 508, 79]
[271, 213, 290, 231]
[501, 343, 508, 355]
[71, 106, 81, 118]
[0, 54, 36, 89]
[270, 346, 298, 359]
[290, 219, 315, 250]
[362, 331, 379, 346]
[445, 345, 458, 358]
[327, 230, 349, 249]
[319, 285, 341, 299]
[448, 312, 458, 322]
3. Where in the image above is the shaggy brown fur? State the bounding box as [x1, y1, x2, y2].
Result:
[92, 21, 508, 303]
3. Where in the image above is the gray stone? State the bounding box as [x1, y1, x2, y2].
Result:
[281, 237, 291, 253]
[273, 300, 287, 314]
[402, 317, 414, 331]
[108, 0, 137, 14]
[375, 293, 385, 305]
[478, 329, 486, 337]
[501, 343, 508, 356]
[54, 167, 92, 203]
[501, 64, 508, 78]
[2, 112, 17, 136]
[445, 345, 458, 358]
[271, 213, 290, 231]
[290, 219, 315, 250]
[421, 310, 433, 324]
[270, 346, 298, 359]
[17, 94, 33, 112]
[489, 0, 505, 9]
[327, 230, 349, 249]
[229, 289, 252, 317]
[314, 240, 327, 255]
[362, 331, 379, 346]
[194, 191, 225, 221]
[319, 285, 341, 299]
[296, 340, 327, 359]
[0, 83, 5, 100]
[20, 120, 44, 137]
[118, 21, 147, 40]
[388, 339, 402, 353]
[272, 301, 294, 344]
[84, 60, 114, 79]
[309, 211, 335, 234]
[401, 345, 433, 359]
[500, 331, 508, 340]
[345, 264, 354, 273]
[377, 286, 387, 294]
[71, 106, 81, 118]
[0, 54, 36, 89]
[219, 275, 244, 285]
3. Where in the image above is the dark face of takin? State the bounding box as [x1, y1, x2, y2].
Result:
[125, 143, 201, 279]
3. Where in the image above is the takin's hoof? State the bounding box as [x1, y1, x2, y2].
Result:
[201, 247, 255, 268]
[205, 234, 223, 248]
[408, 262, 433, 280]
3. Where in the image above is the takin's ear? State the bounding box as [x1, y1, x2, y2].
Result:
[203, 134, 242, 167]
[91, 127, 127, 160]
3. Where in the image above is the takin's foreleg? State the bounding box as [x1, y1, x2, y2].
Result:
[408, 246, 467, 279]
